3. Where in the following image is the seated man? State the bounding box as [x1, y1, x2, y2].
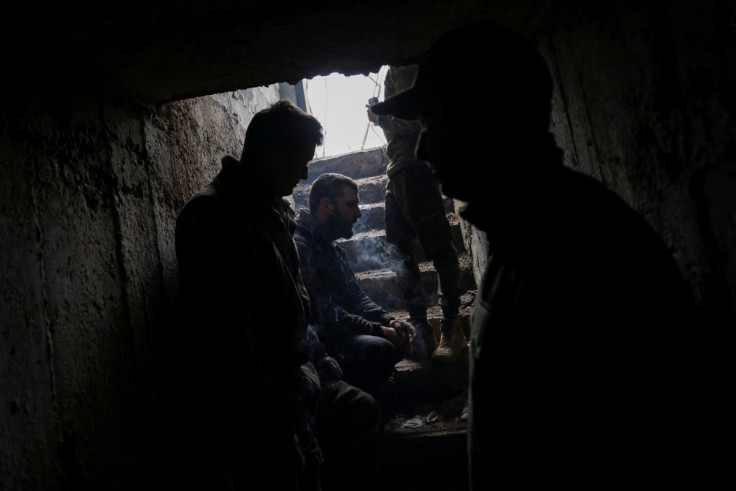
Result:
[294, 172, 416, 396]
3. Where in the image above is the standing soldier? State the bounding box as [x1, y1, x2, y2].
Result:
[367, 65, 466, 363]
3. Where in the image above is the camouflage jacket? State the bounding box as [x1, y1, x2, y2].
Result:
[376, 65, 428, 178]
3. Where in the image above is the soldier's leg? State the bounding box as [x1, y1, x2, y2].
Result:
[397, 165, 461, 315]
[385, 173, 427, 321]
[399, 165, 466, 362]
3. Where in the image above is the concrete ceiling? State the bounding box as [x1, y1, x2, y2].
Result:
[5, 0, 553, 105]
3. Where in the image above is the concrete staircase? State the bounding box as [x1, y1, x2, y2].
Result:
[293, 147, 476, 491]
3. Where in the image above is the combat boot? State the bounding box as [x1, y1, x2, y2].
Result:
[408, 318, 437, 361]
[431, 317, 468, 363]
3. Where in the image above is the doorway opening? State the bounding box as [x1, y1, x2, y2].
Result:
[304, 67, 389, 158]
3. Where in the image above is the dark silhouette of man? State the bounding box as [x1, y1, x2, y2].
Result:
[173, 100, 326, 490]
[372, 20, 707, 490]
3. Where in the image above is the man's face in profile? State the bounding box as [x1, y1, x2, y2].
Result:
[272, 144, 316, 197]
[327, 185, 361, 239]
[415, 99, 474, 202]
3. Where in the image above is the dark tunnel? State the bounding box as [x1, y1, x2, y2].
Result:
[1, 1, 734, 489]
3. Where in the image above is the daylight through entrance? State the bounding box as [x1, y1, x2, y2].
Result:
[305, 66, 389, 158]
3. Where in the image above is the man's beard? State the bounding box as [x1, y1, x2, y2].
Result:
[326, 210, 354, 240]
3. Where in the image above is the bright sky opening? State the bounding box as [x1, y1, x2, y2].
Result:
[306, 67, 389, 158]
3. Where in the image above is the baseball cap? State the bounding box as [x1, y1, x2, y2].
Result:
[370, 21, 551, 120]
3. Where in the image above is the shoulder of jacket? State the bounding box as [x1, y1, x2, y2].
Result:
[179, 187, 224, 221]
[333, 242, 348, 257]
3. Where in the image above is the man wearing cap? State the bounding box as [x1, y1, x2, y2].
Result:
[367, 65, 466, 364]
[371, 20, 704, 490]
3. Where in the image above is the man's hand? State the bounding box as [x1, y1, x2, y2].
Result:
[390, 319, 417, 341]
[366, 105, 379, 125]
[383, 320, 417, 350]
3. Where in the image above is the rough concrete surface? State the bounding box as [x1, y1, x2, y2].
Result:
[1, 85, 281, 489]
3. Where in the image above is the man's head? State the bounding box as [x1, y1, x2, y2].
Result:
[371, 21, 554, 201]
[309, 173, 362, 240]
[241, 100, 324, 197]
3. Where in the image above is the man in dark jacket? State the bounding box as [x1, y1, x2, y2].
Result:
[371, 21, 709, 490]
[294, 172, 416, 396]
[173, 100, 326, 490]
[367, 65, 466, 363]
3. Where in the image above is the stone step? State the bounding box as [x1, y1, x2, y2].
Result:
[353, 202, 385, 234]
[339, 220, 466, 273]
[307, 146, 387, 184]
[293, 174, 388, 211]
[356, 264, 442, 311]
[355, 254, 477, 312]
[295, 171, 455, 213]
[352, 197, 459, 235]
[338, 230, 387, 272]
[355, 174, 390, 205]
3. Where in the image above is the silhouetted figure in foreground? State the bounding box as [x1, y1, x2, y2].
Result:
[368, 65, 466, 363]
[294, 173, 416, 398]
[173, 100, 324, 490]
[372, 20, 707, 490]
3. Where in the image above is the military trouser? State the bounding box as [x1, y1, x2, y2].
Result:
[333, 334, 403, 394]
[385, 163, 461, 320]
[316, 379, 384, 491]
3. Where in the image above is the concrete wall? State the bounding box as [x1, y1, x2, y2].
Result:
[0, 85, 280, 489]
[460, 1, 735, 328]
